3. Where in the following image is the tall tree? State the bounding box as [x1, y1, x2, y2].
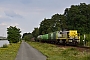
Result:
[32, 28, 39, 40]
[64, 3, 90, 34]
[39, 13, 67, 35]
[51, 14, 67, 31]
[7, 26, 21, 43]
[39, 18, 52, 34]
[22, 33, 33, 41]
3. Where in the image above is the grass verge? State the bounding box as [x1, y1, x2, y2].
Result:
[0, 43, 21, 60]
[28, 42, 90, 60]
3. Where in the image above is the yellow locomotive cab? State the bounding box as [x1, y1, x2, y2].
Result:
[68, 30, 80, 44]
[69, 30, 78, 38]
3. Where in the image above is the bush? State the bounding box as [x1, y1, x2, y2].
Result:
[2, 44, 8, 48]
[80, 34, 90, 46]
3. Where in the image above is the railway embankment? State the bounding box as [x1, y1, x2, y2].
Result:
[28, 41, 90, 60]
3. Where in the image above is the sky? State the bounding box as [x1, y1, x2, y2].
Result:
[0, 0, 89, 37]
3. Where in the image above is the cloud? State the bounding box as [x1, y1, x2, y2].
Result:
[21, 0, 32, 4]
[0, 22, 20, 37]
[9, 23, 19, 27]
[0, 23, 7, 26]
[0, 17, 11, 23]
[4, 10, 23, 18]
[0, 22, 19, 28]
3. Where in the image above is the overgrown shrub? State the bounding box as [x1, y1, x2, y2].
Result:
[80, 34, 90, 46]
[2, 44, 8, 48]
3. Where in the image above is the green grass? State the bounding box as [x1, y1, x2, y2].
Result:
[0, 43, 20, 60]
[28, 42, 90, 60]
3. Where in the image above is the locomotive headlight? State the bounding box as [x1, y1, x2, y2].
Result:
[77, 40, 80, 42]
[69, 40, 72, 42]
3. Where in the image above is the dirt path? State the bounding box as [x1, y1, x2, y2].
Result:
[15, 41, 47, 60]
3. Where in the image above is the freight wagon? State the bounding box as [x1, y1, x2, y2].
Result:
[37, 30, 80, 45]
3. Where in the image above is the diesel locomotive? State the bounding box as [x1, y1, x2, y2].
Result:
[37, 30, 80, 45]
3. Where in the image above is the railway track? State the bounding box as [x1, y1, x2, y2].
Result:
[59, 44, 90, 49]
[40, 41, 90, 49]
[56, 44, 90, 52]
[39, 41, 90, 52]
[76, 45, 90, 49]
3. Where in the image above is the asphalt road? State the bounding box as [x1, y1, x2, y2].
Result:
[15, 41, 47, 60]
